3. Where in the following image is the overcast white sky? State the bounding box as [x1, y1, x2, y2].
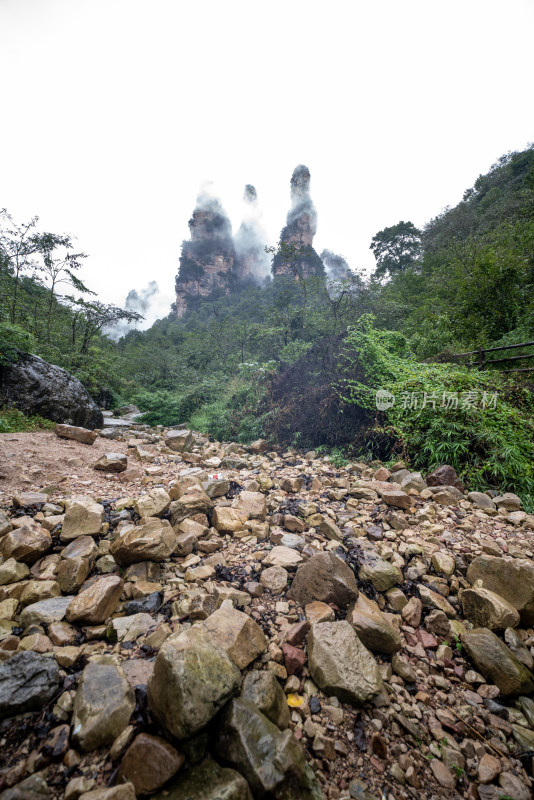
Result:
[1, 0, 533, 320]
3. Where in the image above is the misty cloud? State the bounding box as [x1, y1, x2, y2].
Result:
[321, 249, 351, 281]
[106, 280, 172, 340]
[233, 184, 270, 281]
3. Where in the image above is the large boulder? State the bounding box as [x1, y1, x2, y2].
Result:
[214, 697, 324, 800]
[147, 626, 241, 740]
[0, 352, 103, 428]
[71, 662, 135, 751]
[287, 552, 358, 608]
[241, 670, 290, 730]
[346, 593, 402, 653]
[467, 555, 534, 624]
[1, 523, 51, 565]
[461, 628, 534, 697]
[0, 652, 60, 719]
[426, 464, 464, 492]
[66, 575, 124, 624]
[461, 587, 520, 630]
[201, 607, 268, 669]
[152, 759, 252, 800]
[307, 621, 382, 705]
[61, 497, 104, 541]
[110, 520, 177, 565]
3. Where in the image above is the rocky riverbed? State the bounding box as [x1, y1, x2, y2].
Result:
[0, 424, 533, 800]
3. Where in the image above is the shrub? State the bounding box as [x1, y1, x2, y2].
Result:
[0, 407, 55, 432]
[339, 315, 534, 501]
[0, 322, 36, 365]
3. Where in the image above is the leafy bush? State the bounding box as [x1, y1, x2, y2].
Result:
[0, 322, 36, 365]
[340, 315, 534, 501]
[133, 381, 220, 427]
[0, 407, 55, 432]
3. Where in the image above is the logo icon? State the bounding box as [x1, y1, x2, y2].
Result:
[375, 389, 395, 411]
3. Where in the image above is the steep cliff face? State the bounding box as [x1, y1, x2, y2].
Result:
[271, 165, 325, 279]
[174, 168, 326, 316]
[175, 195, 238, 316]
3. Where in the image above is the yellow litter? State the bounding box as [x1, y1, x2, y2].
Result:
[287, 693, 304, 707]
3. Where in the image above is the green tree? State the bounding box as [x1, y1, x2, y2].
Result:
[370, 220, 422, 280]
[0, 209, 41, 322]
[36, 232, 93, 341]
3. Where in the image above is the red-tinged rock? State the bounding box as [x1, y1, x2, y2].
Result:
[284, 620, 310, 646]
[55, 424, 98, 445]
[426, 464, 465, 492]
[371, 731, 388, 759]
[417, 630, 438, 649]
[282, 643, 306, 675]
[477, 683, 500, 699]
[121, 658, 155, 689]
[430, 758, 456, 788]
[118, 733, 184, 795]
[370, 755, 386, 773]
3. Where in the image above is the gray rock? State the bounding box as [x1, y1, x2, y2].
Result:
[242, 669, 290, 729]
[0, 774, 48, 800]
[19, 596, 73, 627]
[133, 488, 171, 518]
[467, 491, 496, 510]
[467, 555, 534, 624]
[287, 552, 358, 608]
[0, 512, 12, 538]
[307, 621, 382, 705]
[260, 565, 288, 594]
[153, 759, 252, 800]
[429, 485, 465, 505]
[399, 471, 426, 492]
[147, 625, 241, 740]
[165, 429, 194, 452]
[221, 456, 248, 470]
[504, 628, 534, 670]
[347, 594, 402, 653]
[461, 628, 534, 697]
[387, 469, 411, 485]
[0, 351, 102, 428]
[0, 652, 59, 719]
[93, 453, 127, 472]
[202, 478, 231, 499]
[461, 587, 520, 630]
[359, 555, 402, 592]
[72, 662, 135, 751]
[493, 492, 522, 511]
[214, 697, 324, 799]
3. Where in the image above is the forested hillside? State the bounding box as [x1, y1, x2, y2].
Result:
[1, 146, 534, 497]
